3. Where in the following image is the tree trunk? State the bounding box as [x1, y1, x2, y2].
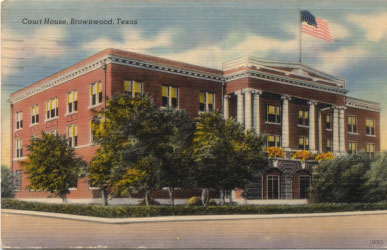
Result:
[101, 189, 108, 206]
[201, 188, 209, 206]
[62, 195, 68, 204]
[168, 187, 175, 206]
[145, 190, 150, 207]
[228, 189, 233, 204]
[219, 189, 225, 205]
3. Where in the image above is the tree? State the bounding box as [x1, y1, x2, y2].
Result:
[89, 94, 167, 206]
[308, 153, 372, 203]
[158, 108, 196, 206]
[192, 111, 266, 205]
[23, 133, 86, 203]
[1, 166, 14, 198]
[364, 152, 387, 202]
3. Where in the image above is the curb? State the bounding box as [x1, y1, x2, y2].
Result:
[2, 209, 387, 224]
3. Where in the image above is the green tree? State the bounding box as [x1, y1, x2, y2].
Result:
[23, 133, 86, 203]
[1, 166, 14, 198]
[192, 111, 266, 205]
[158, 108, 196, 206]
[89, 94, 167, 206]
[364, 152, 387, 202]
[309, 153, 372, 203]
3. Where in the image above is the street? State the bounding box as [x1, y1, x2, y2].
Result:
[2, 212, 387, 249]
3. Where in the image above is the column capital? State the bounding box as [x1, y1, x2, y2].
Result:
[241, 88, 262, 95]
[332, 105, 347, 110]
[224, 95, 232, 99]
[281, 95, 291, 101]
[234, 90, 243, 95]
[307, 100, 318, 106]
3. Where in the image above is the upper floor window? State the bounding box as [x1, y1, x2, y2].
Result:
[366, 119, 375, 136]
[90, 82, 102, 106]
[31, 105, 39, 125]
[16, 139, 23, 158]
[46, 97, 58, 120]
[298, 136, 309, 150]
[267, 135, 281, 147]
[348, 141, 357, 154]
[298, 110, 309, 126]
[365, 143, 375, 157]
[347, 116, 357, 133]
[67, 90, 78, 114]
[124, 80, 142, 97]
[15, 111, 23, 130]
[199, 92, 215, 112]
[14, 170, 22, 191]
[326, 139, 332, 152]
[266, 105, 280, 124]
[66, 124, 78, 148]
[325, 115, 331, 130]
[161, 85, 178, 108]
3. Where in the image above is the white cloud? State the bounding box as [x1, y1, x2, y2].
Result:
[329, 22, 349, 40]
[2, 26, 67, 76]
[348, 12, 387, 43]
[82, 27, 174, 53]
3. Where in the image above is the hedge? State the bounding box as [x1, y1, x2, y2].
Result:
[2, 199, 387, 218]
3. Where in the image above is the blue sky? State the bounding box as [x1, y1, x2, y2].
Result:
[2, 0, 387, 165]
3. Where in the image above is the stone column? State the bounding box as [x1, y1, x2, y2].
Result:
[244, 89, 252, 131]
[339, 107, 346, 154]
[308, 101, 317, 153]
[223, 95, 230, 119]
[332, 107, 339, 154]
[252, 90, 262, 135]
[281, 95, 291, 149]
[236, 91, 244, 125]
[318, 111, 322, 153]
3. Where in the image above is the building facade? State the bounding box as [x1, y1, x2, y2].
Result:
[10, 48, 381, 200]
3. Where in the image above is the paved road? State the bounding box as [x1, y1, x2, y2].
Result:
[2, 212, 387, 249]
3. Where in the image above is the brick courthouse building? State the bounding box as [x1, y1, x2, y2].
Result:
[10, 48, 381, 201]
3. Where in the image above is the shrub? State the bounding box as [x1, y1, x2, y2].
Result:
[137, 198, 160, 206]
[364, 152, 387, 202]
[1, 166, 14, 198]
[207, 199, 217, 206]
[2, 199, 387, 218]
[186, 196, 202, 206]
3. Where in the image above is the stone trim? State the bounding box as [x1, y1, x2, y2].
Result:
[346, 97, 381, 112]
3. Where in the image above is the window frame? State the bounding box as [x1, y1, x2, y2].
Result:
[15, 111, 23, 130]
[31, 105, 39, 125]
[365, 143, 375, 157]
[267, 135, 281, 148]
[199, 91, 215, 112]
[348, 141, 357, 155]
[326, 139, 332, 152]
[267, 175, 280, 199]
[161, 85, 179, 109]
[123, 80, 143, 97]
[45, 97, 59, 120]
[16, 139, 23, 158]
[14, 170, 22, 191]
[365, 119, 375, 136]
[66, 124, 78, 148]
[299, 175, 311, 199]
[266, 104, 281, 124]
[298, 136, 309, 150]
[325, 114, 331, 130]
[66, 90, 78, 114]
[298, 110, 309, 126]
[90, 82, 103, 107]
[347, 115, 357, 134]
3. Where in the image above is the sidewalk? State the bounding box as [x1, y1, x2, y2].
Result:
[3, 208, 387, 224]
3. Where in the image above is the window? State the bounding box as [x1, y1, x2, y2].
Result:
[326, 139, 332, 152]
[325, 115, 331, 130]
[298, 110, 309, 126]
[199, 92, 215, 112]
[90, 82, 102, 106]
[14, 170, 22, 191]
[46, 97, 58, 120]
[15, 111, 23, 130]
[366, 119, 375, 136]
[16, 139, 23, 158]
[299, 176, 311, 199]
[66, 90, 78, 114]
[124, 80, 142, 97]
[267, 135, 281, 147]
[266, 105, 280, 123]
[49, 129, 58, 136]
[348, 141, 357, 154]
[66, 124, 78, 147]
[347, 116, 357, 133]
[366, 143, 375, 157]
[267, 176, 279, 199]
[161, 85, 178, 108]
[298, 137, 309, 150]
[31, 105, 39, 125]
[89, 120, 94, 144]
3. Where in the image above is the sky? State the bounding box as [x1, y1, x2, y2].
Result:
[1, 0, 387, 167]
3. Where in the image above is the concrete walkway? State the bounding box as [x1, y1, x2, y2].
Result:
[3, 208, 387, 224]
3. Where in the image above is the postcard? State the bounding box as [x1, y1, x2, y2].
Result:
[1, 0, 386, 249]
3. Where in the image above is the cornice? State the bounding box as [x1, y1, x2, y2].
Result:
[9, 55, 224, 104]
[346, 97, 381, 112]
[224, 70, 348, 96]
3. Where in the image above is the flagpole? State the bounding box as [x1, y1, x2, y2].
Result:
[299, 9, 302, 64]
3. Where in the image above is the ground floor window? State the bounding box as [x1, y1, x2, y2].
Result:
[267, 175, 279, 199]
[299, 176, 311, 199]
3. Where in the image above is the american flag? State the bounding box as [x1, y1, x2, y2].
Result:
[301, 10, 332, 42]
